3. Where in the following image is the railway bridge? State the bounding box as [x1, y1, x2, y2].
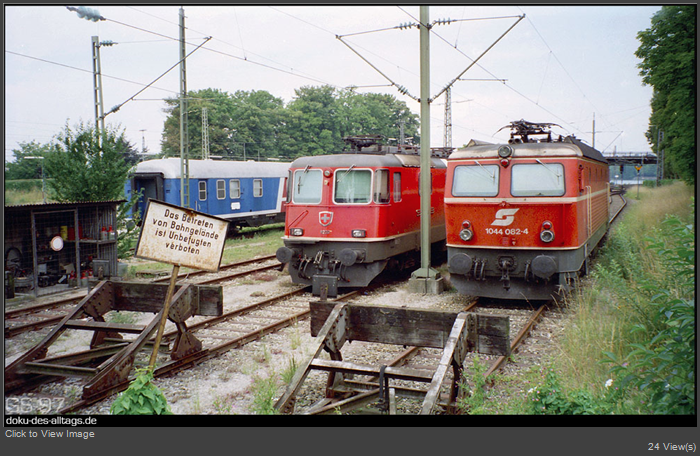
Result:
[603, 151, 657, 166]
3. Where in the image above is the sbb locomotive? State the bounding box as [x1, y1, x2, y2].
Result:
[276, 136, 448, 297]
[445, 120, 610, 301]
[125, 158, 290, 232]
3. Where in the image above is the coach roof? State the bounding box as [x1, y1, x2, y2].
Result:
[132, 158, 291, 179]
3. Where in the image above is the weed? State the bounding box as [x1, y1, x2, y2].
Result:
[280, 357, 298, 385]
[457, 356, 490, 415]
[110, 369, 172, 415]
[249, 375, 280, 415]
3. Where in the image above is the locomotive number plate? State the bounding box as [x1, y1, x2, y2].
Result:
[485, 228, 529, 236]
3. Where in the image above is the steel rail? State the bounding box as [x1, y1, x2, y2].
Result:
[484, 305, 546, 379]
[4, 259, 283, 338]
[57, 288, 367, 413]
[151, 254, 277, 283]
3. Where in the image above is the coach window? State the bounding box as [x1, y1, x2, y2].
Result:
[511, 162, 565, 196]
[393, 172, 402, 202]
[374, 169, 390, 203]
[216, 180, 226, 200]
[198, 181, 207, 201]
[292, 168, 322, 204]
[334, 168, 371, 204]
[452, 164, 499, 197]
[253, 179, 263, 197]
[229, 179, 241, 199]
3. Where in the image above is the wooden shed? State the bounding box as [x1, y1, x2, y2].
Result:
[4, 200, 124, 298]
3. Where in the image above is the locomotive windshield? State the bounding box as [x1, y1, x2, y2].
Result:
[452, 163, 500, 197]
[511, 163, 565, 196]
[292, 168, 323, 204]
[334, 169, 372, 204]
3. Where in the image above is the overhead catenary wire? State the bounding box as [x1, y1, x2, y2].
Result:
[100, 37, 212, 120]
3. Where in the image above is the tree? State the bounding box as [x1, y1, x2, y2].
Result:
[118, 136, 143, 167]
[159, 85, 421, 162]
[44, 121, 140, 259]
[160, 88, 286, 161]
[338, 91, 420, 144]
[5, 141, 51, 180]
[280, 85, 344, 158]
[44, 121, 132, 202]
[636, 5, 696, 185]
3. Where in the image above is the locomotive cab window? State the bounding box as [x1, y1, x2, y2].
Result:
[334, 168, 371, 204]
[511, 162, 565, 196]
[229, 179, 241, 199]
[198, 181, 207, 201]
[373, 169, 390, 203]
[292, 168, 322, 204]
[253, 179, 263, 197]
[452, 163, 499, 197]
[216, 180, 226, 200]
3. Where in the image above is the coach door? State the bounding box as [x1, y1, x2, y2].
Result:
[196, 180, 208, 213]
[133, 173, 163, 220]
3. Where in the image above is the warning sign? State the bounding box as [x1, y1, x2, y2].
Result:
[135, 200, 229, 272]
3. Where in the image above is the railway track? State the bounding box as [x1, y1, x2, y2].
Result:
[292, 297, 548, 414]
[4, 254, 280, 339]
[5, 195, 628, 415]
[55, 286, 371, 414]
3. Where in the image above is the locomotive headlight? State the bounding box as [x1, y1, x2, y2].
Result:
[540, 221, 554, 243]
[290, 228, 304, 236]
[498, 145, 513, 158]
[540, 230, 554, 243]
[351, 229, 366, 238]
[459, 229, 474, 241]
[459, 220, 473, 241]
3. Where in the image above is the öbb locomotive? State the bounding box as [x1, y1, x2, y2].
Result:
[125, 158, 291, 232]
[276, 136, 447, 297]
[445, 120, 610, 301]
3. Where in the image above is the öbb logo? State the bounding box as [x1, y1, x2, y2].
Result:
[491, 208, 519, 226]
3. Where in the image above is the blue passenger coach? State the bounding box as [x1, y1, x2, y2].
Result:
[125, 158, 291, 231]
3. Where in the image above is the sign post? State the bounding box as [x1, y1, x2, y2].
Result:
[134, 199, 229, 369]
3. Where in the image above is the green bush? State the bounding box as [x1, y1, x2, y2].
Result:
[602, 211, 695, 414]
[527, 368, 615, 415]
[110, 369, 173, 415]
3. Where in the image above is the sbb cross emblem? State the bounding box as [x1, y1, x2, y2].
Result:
[319, 211, 334, 226]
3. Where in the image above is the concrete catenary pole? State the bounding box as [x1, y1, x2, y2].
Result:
[91, 36, 105, 141]
[179, 7, 190, 208]
[409, 5, 442, 294]
[419, 5, 431, 274]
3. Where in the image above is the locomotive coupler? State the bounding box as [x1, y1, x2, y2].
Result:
[498, 257, 515, 290]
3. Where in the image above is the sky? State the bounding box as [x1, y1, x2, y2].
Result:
[5, 4, 662, 163]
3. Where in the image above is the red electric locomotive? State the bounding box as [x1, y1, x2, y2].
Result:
[276, 135, 447, 297]
[445, 120, 610, 301]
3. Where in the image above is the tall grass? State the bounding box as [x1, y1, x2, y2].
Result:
[552, 181, 694, 413]
[5, 187, 48, 206]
